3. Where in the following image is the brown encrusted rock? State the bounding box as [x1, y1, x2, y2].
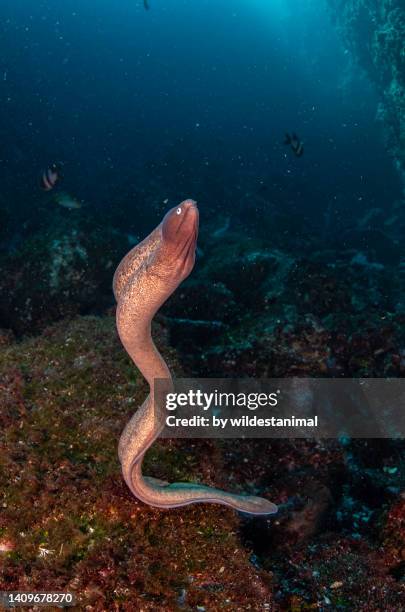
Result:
[0, 327, 14, 346]
[0, 219, 127, 336]
[327, 0, 405, 179]
[0, 315, 276, 610]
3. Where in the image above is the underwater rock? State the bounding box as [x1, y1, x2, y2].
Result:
[162, 280, 238, 356]
[167, 317, 227, 353]
[0, 218, 127, 335]
[342, 228, 401, 265]
[163, 279, 238, 323]
[383, 498, 405, 573]
[200, 235, 294, 311]
[0, 306, 403, 608]
[0, 206, 10, 246]
[0, 327, 14, 347]
[282, 480, 333, 544]
[0, 315, 276, 609]
[272, 535, 405, 610]
[327, 0, 405, 178]
[179, 230, 403, 378]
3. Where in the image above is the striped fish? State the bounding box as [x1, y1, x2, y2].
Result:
[40, 163, 61, 191]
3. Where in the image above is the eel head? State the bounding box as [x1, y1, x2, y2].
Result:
[161, 199, 199, 283]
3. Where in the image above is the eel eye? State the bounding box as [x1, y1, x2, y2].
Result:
[176, 207, 182, 215]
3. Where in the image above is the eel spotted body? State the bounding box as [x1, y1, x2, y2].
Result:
[114, 200, 278, 515]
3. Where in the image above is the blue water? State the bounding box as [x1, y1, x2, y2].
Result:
[0, 0, 402, 239]
[1, 4, 405, 606]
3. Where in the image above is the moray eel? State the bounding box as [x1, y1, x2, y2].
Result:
[114, 200, 277, 515]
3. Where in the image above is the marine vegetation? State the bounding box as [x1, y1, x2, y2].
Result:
[327, 0, 405, 180]
[0, 218, 404, 608]
[0, 1, 404, 609]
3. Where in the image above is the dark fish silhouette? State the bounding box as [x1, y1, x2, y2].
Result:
[143, 0, 150, 10]
[40, 162, 62, 191]
[284, 132, 304, 157]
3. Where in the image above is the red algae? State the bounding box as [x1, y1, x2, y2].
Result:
[0, 315, 276, 610]
[1, 313, 404, 609]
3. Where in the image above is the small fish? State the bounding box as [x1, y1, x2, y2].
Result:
[284, 132, 304, 157]
[54, 191, 82, 210]
[143, 0, 150, 10]
[40, 163, 62, 191]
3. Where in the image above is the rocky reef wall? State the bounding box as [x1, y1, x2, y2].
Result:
[327, 0, 405, 183]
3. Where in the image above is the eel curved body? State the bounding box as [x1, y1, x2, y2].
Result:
[114, 200, 277, 515]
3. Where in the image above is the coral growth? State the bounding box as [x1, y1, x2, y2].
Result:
[328, 0, 405, 181]
[0, 216, 404, 608]
[164, 232, 404, 379]
[0, 316, 275, 609]
[0, 217, 127, 335]
[1, 230, 404, 609]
